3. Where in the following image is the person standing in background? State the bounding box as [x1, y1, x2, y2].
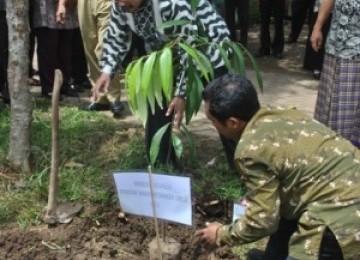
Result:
[286, 0, 315, 44]
[256, 0, 286, 59]
[57, 0, 129, 117]
[33, 0, 79, 98]
[224, 0, 250, 46]
[311, 0, 360, 148]
[303, 0, 332, 79]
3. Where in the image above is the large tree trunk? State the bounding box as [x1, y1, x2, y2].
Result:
[6, 0, 32, 173]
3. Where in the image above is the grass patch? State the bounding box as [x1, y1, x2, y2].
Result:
[0, 100, 246, 230]
[0, 100, 147, 226]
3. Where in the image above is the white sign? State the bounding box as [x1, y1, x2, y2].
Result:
[113, 172, 192, 226]
[232, 200, 247, 221]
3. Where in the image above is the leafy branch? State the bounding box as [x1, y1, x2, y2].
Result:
[125, 28, 263, 165]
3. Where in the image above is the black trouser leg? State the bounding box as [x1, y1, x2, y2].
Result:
[36, 28, 73, 95]
[71, 28, 88, 85]
[145, 96, 176, 166]
[0, 10, 9, 101]
[264, 218, 298, 260]
[29, 1, 36, 77]
[224, 0, 237, 42]
[290, 0, 315, 41]
[237, 0, 250, 46]
[271, 0, 285, 54]
[259, 0, 272, 52]
[303, 12, 332, 71]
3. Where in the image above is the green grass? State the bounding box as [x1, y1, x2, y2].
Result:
[0, 99, 246, 227]
[0, 100, 148, 226]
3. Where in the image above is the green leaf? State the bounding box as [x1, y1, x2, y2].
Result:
[185, 61, 196, 124]
[157, 19, 190, 31]
[240, 45, 264, 92]
[192, 72, 204, 114]
[126, 58, 144, 113]
[197, 50, 214, 82]
[147, 82, 156, 115]
[180, 125, 196, 159]
[214, 43, 232, 71]
[149, 123, 171, 165]
[135, 89, 148, 127]
[152, 63, 164, 110]
[159, 48, 173, 101]
[142, 52, 157, 95]
[227, 41, 246, 76]
[171, 132, 183, 160]
[178, 42, 210, 82]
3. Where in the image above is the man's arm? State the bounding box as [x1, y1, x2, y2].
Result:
[196, 159, 281, 246]
[93, 4, 132, 99]
[100, 4, 132, 75]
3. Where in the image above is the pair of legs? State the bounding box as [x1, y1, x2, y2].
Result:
[258, 0, 285, 57]
[287, 0, 315, 43]
[224, 0, 250, 46]
[35, 27, 74, 97]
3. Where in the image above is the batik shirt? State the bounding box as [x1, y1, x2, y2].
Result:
[33, 0, 78, 29]
[326, 0, 360, 60]
[101, 0, 230, 96]
[216, 107, 360, 259]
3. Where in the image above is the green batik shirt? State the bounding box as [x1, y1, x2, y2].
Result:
[216, 107, 360, 259]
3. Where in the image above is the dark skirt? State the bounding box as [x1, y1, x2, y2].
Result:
[314, 54, 360, 148]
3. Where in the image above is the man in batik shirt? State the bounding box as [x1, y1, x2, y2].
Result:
[196, 73, 360, 259]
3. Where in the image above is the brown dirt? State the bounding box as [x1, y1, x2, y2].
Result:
[0, 199, 238, 259]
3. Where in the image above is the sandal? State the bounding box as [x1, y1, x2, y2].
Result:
[28, 78, 41, 86]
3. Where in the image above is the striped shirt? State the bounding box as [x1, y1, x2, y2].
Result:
[101, 0, 230, 96]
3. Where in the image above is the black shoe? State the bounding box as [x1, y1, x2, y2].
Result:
[246, 249, 265, 260]
[79, 102, 110, 111]
[110, 100, 125, 118]
[255, 49, 271, 58]
[60, 88, 79, 98]
[313, 69, 321, 80]
[273, 52, 284, 59]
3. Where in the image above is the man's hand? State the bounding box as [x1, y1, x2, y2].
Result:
[56, 2, 66, 24]
[92, 73, 111, 101]
[194, 222, 222, 246]
[310, 27, 323, 52]
[166, 97, 186, 129]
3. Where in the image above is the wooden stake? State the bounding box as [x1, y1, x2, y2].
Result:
[148, 165, 162, 260]
[44, 70, 62, 224]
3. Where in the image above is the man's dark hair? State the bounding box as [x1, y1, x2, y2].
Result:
[203, 73, 260, 123]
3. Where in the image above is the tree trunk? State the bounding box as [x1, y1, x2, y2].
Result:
[6, 0, 32, 173]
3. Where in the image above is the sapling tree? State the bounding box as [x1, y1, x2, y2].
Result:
[125, 13, 263, 166]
